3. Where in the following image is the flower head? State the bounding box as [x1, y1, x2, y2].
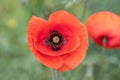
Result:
[86, 11, 120, 48]
[28, 10, 88, 72]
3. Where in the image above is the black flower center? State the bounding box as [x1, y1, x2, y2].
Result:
[45, 30, 64, 51]
[101, 36, 108, 47]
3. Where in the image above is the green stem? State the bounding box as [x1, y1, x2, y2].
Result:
[101, 38, 107, 80]
[81, 0, 89, 20]
[101, 46, 106, 80]
[51, 69, 58, 80]
[84, 63, 94, 80]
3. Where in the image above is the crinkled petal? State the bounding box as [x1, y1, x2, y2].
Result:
[57, 27, 88, 72]
[48, 10, 84, 36]
[28, 16, 47, 54]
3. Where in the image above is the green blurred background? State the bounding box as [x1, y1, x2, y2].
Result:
[0, 0, 120, 80]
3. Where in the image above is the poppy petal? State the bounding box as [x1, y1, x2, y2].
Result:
[29, 45, 64, 69]
[28, 16, 47, 53]
[107, 34, 120, 48]
[35, 50, 63, 69]
[58, 43, 87, 72]
[57, 27, 88, 72]
[48, 10, 84, 36]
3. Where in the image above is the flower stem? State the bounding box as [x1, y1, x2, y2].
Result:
[81, 0, 89, 20]
[84, 63, 94, 80]
[101, 38, 107, 80]
[51, 69, 58, 80]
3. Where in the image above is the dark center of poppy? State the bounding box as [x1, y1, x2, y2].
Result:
[102, 37, 108, 47]
[99, 36, 108, 47]
[45, 30, 64, 51]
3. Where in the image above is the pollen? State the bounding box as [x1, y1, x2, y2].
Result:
[52, 36, 60, 44]
[45, 30, 64, 51]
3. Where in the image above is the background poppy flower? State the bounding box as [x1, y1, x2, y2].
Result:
[86, 11, 120, 48]
[28, 10, 88, 72]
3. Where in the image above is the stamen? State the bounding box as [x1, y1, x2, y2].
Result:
[52, 36, 60, 44]
[45, 30, 64, 51]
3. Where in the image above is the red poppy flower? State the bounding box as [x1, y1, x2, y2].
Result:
[86, 11, 120, 48]
[28, 10, 88, 72]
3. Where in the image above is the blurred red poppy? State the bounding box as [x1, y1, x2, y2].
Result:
[28, 10, 88, 72]
[86, 11, 120, 48]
